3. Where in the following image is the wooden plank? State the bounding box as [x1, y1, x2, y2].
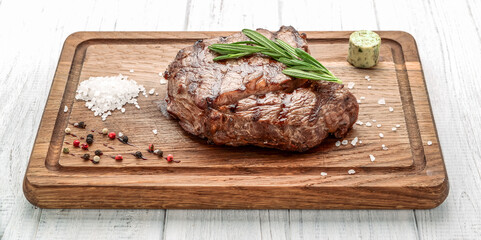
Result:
[375, 0, 481, 239]
[34, 209, 164, 240]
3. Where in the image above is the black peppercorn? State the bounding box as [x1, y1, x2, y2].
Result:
[94, 150, 103, 156]
[86, 137, 93, 145]
[134, 151, 143, 159]
[81, 153, 90, 160]
[121, 136, 128, 143]
[78, 121, 86, 128]
[87, 134, 94, 139]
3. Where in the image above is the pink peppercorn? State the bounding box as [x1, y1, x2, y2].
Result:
[166, 154, 173, 162]
[73, 140, 80, 147]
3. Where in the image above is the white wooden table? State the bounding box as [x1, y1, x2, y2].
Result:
[1, 0, 480, 239]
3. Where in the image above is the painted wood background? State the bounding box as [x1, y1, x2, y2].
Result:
[0, 0, 480, 239]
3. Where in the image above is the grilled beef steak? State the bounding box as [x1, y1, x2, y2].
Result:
[165, 26, 359, 152]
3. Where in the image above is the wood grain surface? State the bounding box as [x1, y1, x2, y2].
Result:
[22, 30, 447, 209]
[2, 0, 480, 239]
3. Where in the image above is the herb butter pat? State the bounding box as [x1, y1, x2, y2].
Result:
[347, 30, 381, 68]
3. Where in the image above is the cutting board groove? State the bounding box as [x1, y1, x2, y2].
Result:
[23, 31, 448, 209]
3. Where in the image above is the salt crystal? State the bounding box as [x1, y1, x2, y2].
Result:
[359, 140, 363, 144]
[321, 172, 328, 176]
[368, 86, 372, 89]
[369, 154, 376, 162]
[152, 129, 158, 135]
[351, 137, 358, 146]
[427, 141, 433, 146]
[392, 127, 397, 132]
[118, 132, 123, 137]
[378, 98, 386, 105]
[75, 74, 144, 120]
[129, 69, 134, 73]
[365, 75, 370, 79]
[396, 124, 401, 128]
[357, 100, 361, 104]
[360, 96, 366, 100]
[159, 72, 163, 77]
[335, 141, 341, 147]
[366, 122, 372, 127]
[348, 169, 356, 175]
[389, 107, 394, 112]
[372, 119, 377, 122]
[64, 105, 68, 112]
[149, 88, 155, 95]
[382, 144, 388, 151]
[121, 108, 125, 113]
[341, 140, 348, 145]
[155, 93, 159, 96]
[160, 78, 168, 85]
[356, 120, 363, 126]
[379, 133, 384, 138]
[376, 124, 382, 128]
[347, 82, 355, 89]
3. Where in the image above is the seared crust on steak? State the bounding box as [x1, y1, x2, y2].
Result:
[165, 26, 358, 152]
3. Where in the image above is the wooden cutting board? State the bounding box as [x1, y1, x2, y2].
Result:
[23, 31, 448, 209]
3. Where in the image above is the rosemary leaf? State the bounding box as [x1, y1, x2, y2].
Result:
[231, 41, 258, 45]
[242, 29, 290, 58]
[276, 39, 300, 59]
[283, 68, 342, 83]
[213, 52, 253, 61]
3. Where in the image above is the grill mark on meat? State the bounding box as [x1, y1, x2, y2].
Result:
[165, 26, 359, 151]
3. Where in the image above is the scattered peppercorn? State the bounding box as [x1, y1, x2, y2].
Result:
[65, 127, 71, 134]
[153, 149, 163, 157]
[120, 135, 128, 143]
[92, 155, 100, 163]
[108, 132, 116, 139]
[166, 154, 173, 162]
[102, 128, 108, 135]
[133, 151, 143, 159]
[62, 147, 70, 154]
[115, 155, 123, 161]
[81, 153, 90, 160]
[81, 144, 89, 150]
[86, 137, 93, 145]
[78, 121, 86, 128]
[148, 144, 154, 152]
[94, 150, 103, 156]
[87, 134, 94, 139]
[73, 140, 80, 147]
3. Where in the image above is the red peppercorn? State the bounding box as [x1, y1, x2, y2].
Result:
[81, 144, 89, 150]
[115, 155, 123, 161]
[73, 140, 80, 147]
[108, 132, 116, 139]
[166, 154, 173, 162]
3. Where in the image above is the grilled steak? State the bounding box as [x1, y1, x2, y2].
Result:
[165, 26, 359, 152]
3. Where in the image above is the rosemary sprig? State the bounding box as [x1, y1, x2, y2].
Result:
[208, 29, 341, 84]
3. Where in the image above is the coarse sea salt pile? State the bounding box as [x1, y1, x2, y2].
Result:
[75, 74, 146, 121]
